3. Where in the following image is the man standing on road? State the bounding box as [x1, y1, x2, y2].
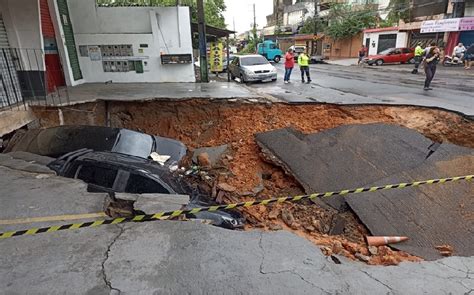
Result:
[412, 42, 424, 74]
[423, 44, 440, 90]
[464, 43, 474, 70]
[298, 49, 311, 84]
[284, 48, 294, 84]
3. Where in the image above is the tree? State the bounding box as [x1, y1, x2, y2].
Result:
[323, 4, 377, 39]
[96, 0, 227, 29]
[385, 0, 411, 25]
[299, 16, 326, 34]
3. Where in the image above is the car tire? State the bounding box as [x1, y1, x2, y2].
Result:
[408, 58, 415, 64]
[274, 56, 281, 63]
[240, 74, 246, 84]
[375, 59, 384, 66]
[272, 78, 277, 82]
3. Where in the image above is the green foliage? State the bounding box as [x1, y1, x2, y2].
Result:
[299, 16, 327, 34]
[324, 4, 377, 39]
[385, 0, 410, 25]
[96, 0, 227, 29]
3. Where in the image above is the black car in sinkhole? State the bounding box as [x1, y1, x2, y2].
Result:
[6, 126, 244, 229]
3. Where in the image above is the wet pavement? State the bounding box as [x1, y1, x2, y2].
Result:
[41, 82, 261, 106]
[245, 62, 474, 117]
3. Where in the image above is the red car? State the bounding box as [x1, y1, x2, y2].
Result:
[365, 47, 415, 66]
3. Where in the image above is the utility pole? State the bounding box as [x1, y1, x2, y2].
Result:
[197, 0, 208, 83]
[253, 2, 257, 51]
[233, 17, 236, 39]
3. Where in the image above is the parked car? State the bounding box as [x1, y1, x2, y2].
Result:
[289, 45, 306, 61]
[365, 48, 415, 66]
[228, 55, 277, 83]
[47, 149, 244, 229]
[6, 125, 186, 165]
[257, 40, 283, 63]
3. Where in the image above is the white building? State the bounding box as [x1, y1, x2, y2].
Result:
[283, 1, 315, 31]
[363, 27, 408, 55]
[0, 0, 194, 107]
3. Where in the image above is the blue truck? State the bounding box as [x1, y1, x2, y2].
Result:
[257, 40, 283, 63]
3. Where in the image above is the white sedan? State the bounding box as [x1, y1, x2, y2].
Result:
[228, 54, 277, 83]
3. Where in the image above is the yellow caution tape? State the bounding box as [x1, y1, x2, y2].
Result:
[0, 175, 472, 240]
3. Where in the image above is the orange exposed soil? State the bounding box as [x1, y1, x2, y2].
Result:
[31, 100, 473, 265]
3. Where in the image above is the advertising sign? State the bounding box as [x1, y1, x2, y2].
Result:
[420, 18, 461, 33]
[459, 17, 474, 31]
[209, 42, 223, 73]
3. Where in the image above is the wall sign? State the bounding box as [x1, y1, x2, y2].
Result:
[161, 54, 193, 64]
[209, 41, 223, 72]
[420, 18, 461, 33]
[459, 17, 474, 31]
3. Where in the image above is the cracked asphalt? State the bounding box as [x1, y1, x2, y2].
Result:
[245, 63, 474, 117]
[1, 162, 473, 294]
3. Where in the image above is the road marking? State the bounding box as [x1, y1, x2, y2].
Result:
[0, 212, 107, 226]
[1, 175, 472, 239]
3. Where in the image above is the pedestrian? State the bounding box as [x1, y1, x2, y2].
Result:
[284, 48, 294, 84]
[358, 44, 367, 65]
[423, 43, 440, 90]
[464, 43, 474, 70]
[412, 42, 424, 74]
[298, 49, 311, 84]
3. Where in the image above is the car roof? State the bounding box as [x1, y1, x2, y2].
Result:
[239, 54, 264, 58]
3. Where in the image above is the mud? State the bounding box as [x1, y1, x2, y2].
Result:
[30, 100, 474, 265]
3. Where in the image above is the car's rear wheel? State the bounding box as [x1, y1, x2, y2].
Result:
[274, 56, 281, 63]
[375, 59, 384, 66]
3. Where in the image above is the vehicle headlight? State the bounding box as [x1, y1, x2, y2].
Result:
[271, 68, 277, 73]
[243, 68, 254, 75]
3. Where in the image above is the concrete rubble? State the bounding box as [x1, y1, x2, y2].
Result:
[256, 124, 474, 260]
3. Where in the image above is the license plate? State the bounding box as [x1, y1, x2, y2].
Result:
[262, 78, 272, 82]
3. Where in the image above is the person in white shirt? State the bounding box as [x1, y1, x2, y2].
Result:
[452, 43, 466, 59]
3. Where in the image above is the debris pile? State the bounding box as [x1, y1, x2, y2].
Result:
[30, 100, 474, 265]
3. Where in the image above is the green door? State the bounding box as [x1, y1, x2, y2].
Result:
[57, 0, 82, 81]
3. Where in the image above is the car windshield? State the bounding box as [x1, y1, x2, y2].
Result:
[240, 56, 269, 66]
[114, 129, 154, 158]
[379, 48, 395, 55]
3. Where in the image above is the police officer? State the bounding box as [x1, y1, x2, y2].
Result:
[412, 42, 424, 74]
[298, 49, 311, 83]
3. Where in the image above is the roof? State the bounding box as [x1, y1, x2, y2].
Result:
[191, 23, 235, 38]
[363, 27, 399, 33]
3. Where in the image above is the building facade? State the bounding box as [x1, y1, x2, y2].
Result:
[0, 0, 194, 107]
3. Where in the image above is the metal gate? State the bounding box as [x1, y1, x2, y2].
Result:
[0, 16, 22, 108]
[57, 0, 82, 81]
[377, 34, 397, 53]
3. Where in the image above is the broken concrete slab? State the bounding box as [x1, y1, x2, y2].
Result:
[115, 193, 189, 214]
[0, 166, 107, 232]
[0, 152, 55, 175]
[346, 143, 474, 260]
[256, 124, 435, 210]
[192, 144, 228, 167]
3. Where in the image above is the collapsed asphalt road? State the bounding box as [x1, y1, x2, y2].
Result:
[1, 164, 473, 294]
[246, 63, 474, 117]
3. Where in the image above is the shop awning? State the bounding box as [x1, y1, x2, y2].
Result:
[191, 23, 235, 38]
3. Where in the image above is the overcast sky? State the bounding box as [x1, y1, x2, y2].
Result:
[223, 0, 273, 34]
